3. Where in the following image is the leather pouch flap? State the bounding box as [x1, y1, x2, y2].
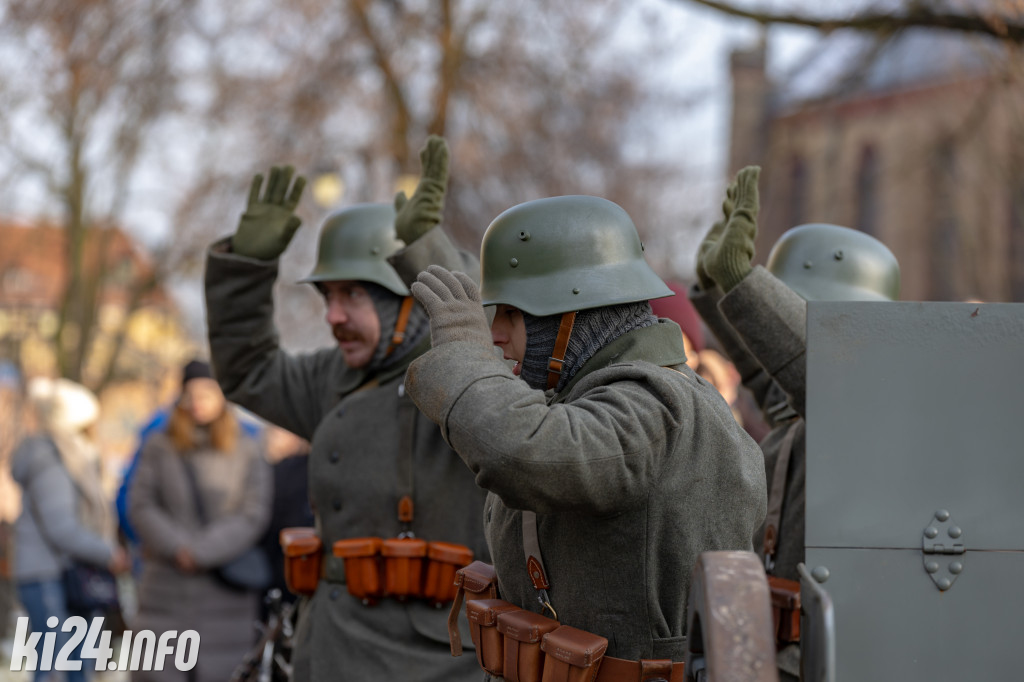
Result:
[381, 537, 428, 558]
[428, 541, 475, 564]
[541, 625, 608, 667]
[497, 609, 561, 644]
[280, 527, 322, 557]
[467, 599, 520, 626]
[332, 536, 383, 558]
[456, 560, 498, 594]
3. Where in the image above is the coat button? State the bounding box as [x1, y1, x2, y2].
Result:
[336, 409, 345, 419]
[330, 589, 340, 601]
[332, 500, 342, 511]
[329, 451, 340, 463]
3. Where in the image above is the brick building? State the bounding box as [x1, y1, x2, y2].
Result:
[728, 30, 1024, 301]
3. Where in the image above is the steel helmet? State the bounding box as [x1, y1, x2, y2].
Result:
[766, 223, 900, 301]
[298, 203, 409, 295]
[479, 195, 673, 316]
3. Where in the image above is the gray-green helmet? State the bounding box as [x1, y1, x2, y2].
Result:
[299, 203, 409, 295]
[480, 195, 672, 316]
[766, 223, 900, 301]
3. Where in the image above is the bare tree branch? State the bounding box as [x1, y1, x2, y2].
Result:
[681, 0, 1024, 42]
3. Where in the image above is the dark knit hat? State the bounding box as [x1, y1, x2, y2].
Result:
[182, 359, 213, 387]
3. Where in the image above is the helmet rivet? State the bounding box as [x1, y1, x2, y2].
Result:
[370, 247, 381, 256]
[509, 258, 519, 268]
[834, 250, 844, 261]
[803, 260, 813, 269]
[519, 231, 530, 241]
[572, 288, 580, 295]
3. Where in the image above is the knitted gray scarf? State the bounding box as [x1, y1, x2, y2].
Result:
[364, 283, 431, 373]
[521, 301, 658, 392]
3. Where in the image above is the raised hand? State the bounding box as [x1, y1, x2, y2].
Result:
[394, 136, 450, 244]
[410, 265, 492, 348]
[231, 165, 307, 260]
[696, 180, 737, 291]
[704, 166, 760, 293]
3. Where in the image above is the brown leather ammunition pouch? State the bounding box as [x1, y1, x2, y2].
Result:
[423, 541, 475, 605]
[767, 575, 801, 645]
[466, 599, 522, 676]
[332, 537, 384, 602]
[381, 537, 428, 599]
[279, 527, 322, 597]
[448, 560, 501, 655]
[498, 608, 561, 682]
[540, 625, 608, 682]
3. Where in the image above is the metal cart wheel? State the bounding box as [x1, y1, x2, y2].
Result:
[685, 551, 779, 682]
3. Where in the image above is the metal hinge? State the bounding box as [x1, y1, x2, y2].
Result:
[921, 509, 965, 591]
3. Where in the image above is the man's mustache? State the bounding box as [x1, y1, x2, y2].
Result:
[332, 326, 366, 343]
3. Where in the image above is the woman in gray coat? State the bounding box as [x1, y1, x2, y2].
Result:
[12, 377, 128, 682]
[129, 361, 271, 682]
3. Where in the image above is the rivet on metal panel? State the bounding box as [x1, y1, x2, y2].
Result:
[922, 510, 965, 591]
[811, 566, 830, 583]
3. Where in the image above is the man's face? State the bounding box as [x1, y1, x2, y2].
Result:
[321, 281, 381, 368]
[491, 304, 526, 376]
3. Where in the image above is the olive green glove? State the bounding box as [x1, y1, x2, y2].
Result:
[696, 181, 737, 291]
[393, 135, 450, 245]
[231, 165, 307, 261]
[410, 265, 492, 349]
[704, 165, 760, 293]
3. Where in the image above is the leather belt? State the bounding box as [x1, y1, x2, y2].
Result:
[596, 656, 685, 682]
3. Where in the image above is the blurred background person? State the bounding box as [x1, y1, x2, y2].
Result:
[129, 360, 271, 682]
[257, 425, 312, 620]
[11, 377, 129, 682]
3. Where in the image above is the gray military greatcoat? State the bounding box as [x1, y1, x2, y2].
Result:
[406, 318, 767, 663]
[690, 265, 808, 582]
[204, 227, 489, 682]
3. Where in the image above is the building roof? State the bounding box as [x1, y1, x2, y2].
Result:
[775, 27, 1004, 111]
[0, 221, 170, 309]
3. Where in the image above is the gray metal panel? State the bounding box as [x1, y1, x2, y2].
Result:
[806, 547, 1024, 680]
[805, 302, 1024, 550]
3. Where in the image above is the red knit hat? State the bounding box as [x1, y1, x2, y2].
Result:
[650, 281, 704, 352]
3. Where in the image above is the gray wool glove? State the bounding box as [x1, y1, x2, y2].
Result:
[705, 165, 760, 293]
[696, 180, 737, 291]
[231, 165, 307, 261]
[394, 135, 450, 245]
[410, 265, 492, 349]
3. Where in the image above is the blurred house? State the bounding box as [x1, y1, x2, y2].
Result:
[0, 221, 194, 521]
[729, 30, 1024, 302]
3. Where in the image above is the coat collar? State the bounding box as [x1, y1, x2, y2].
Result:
[551, 319, 688, 403]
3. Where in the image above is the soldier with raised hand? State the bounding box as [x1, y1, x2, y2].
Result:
[692, 165, 900, 679]
[403, 195, 767, 681]
[203, 136, 489, 682]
